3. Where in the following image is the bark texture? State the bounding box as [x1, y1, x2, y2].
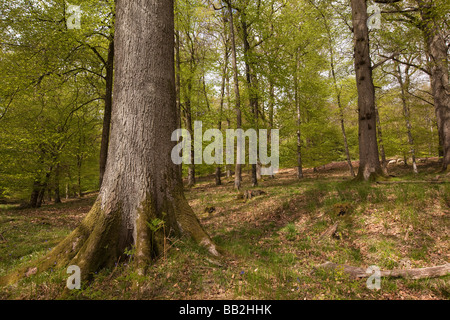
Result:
[351, 0, 385, 180]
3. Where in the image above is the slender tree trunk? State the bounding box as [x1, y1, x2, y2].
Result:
[30, 180, 41, 208]
[76, 155, 83, 198]
[294, 49, 303, 179]
[175, 29, 182, 132]
[99, 39, 115, 187]
[183, 28, 196, 188]
[30, 168, 52, 208]
[37, 171, 52, 208]
[54, 163, 62, 203]
[216, 32, 229, 186]
[241, 13, 258, 187]
[351, 0, 384, 181]
[319, 5, 355, 177]
[375, 104, 388, 174]
[227, 1, 242, 190]
[185, 84, 195, 188]
[225, 53, 233, 179]
[4, 0, 218, 284]
[175, 25, 183, 179]
[396, 63, 418, 173]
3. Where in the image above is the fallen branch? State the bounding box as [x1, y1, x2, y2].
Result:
[376, 181, 447, 184]
[318, 222, 339, 241]
[315, 262, 450, 280]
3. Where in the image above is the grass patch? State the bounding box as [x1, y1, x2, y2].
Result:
[0, 162, 448, 300]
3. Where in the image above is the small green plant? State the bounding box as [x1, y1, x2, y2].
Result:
[124, 246, 136, 258]
[146, 215, 167, 260]
[147, 217, 165, 233]
[283, 223, 297, 241]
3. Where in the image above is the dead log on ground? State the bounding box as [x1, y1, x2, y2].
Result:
[318, 222, 339, 241]
[315, 262, 450, 280]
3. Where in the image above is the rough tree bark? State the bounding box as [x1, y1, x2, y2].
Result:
[351, 0, 385, 181]
[1, 0, 218, 286]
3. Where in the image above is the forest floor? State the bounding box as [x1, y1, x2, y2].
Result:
[0, 159, 449, 300]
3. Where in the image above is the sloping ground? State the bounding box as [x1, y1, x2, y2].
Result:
[182, 160, 449, 299]
[0, 159, 448, 300]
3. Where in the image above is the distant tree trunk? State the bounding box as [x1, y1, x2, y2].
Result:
[375, 104, 388, 174]
[175, 6, 181, 131]
[76, 154, 83, 198]
[30, 180, 41, 208]
[241, 12, 258, 187]
[266, 70, 275, 179]
[225, 56, 233, 179]
[183, 26, 196, 188]
[319, 5, 355, 177]
[294, 48, 303, 179]
[351, 0, 385, 181]
[339, 108, 355, 177]
[216, 30, 229, 186]
[175, 26, 183, 179]
[332, 51, 354, 177]
[396, 63, 418, 174]
[185, 82, 195, 188]
[227, 1, 242, 190]
[54, 163, 62, 203]
[18, 0, 218, 282]
[99, 39, 115, 187]
[37, 171, 52, 208]
[30, 159, 52, 208]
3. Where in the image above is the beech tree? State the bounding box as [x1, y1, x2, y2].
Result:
[1, 0, 218, 284]
[351, 0, 385, 180]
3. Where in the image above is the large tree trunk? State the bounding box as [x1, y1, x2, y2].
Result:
[351, 0, 385, 181]
[418, 0, 450, 171]
[99, 38, 115, 187]
[6, 0, 218, 284]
